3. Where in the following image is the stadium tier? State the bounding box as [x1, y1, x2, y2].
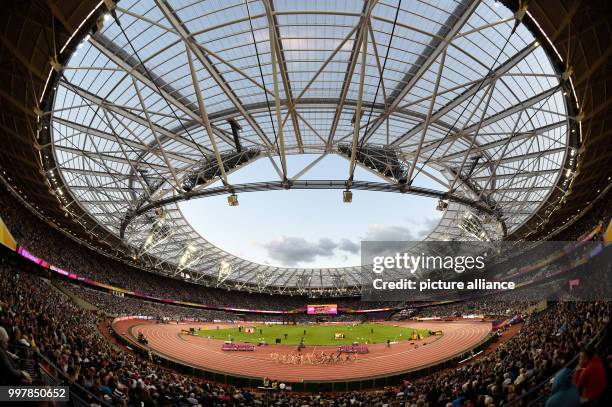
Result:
[0, 0, 611, 406]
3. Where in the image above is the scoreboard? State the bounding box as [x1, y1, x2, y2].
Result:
[307, 304, 338, 314]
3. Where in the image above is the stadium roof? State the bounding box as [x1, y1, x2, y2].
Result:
[0, 0, 610, 295]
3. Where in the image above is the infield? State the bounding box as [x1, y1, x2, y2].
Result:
[193, 323, 430, 345]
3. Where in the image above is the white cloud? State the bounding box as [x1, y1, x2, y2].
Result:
[361, 224, 418, 241]
[262, 236, 338, 266]
[260, 217, 440, 267]
[338, 238, 359, 254]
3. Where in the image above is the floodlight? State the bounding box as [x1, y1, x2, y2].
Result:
[228, 194, 239, 206]
[436, 200, 448, 211]
[343, 190, 352, 203]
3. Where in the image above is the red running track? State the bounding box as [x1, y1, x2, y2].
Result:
[114, 320, 491, 382]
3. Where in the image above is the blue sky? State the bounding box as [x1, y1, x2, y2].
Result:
[179, 154, 441, 268]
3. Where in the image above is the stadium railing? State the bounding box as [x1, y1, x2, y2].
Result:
[9, 344, 110, 406]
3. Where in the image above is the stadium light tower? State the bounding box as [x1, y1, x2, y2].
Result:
[175, 243, 206, 276]
[331, 275, 348, 295]
[178, 244, 197, 268]
[138, 216, 175, 257]
[296, 274, 312, 295]
[459, 211, 490, 241]
[256, 269, 272, 292]
[217, 260, 234, 285]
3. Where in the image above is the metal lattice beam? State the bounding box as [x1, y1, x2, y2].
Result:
[390, 41, 539, 146]
[155, 0, 275, 150]
[362, 0, 480, 144]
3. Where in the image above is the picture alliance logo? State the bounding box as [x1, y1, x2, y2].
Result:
[371, 277, 516, 292]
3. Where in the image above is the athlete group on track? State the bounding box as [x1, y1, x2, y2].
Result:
[270, 351, 356, 365]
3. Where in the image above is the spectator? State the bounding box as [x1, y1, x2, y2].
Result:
[545, 368, 580, 407]
[573, 347, 607, 404]
[0, 326, 31, 385]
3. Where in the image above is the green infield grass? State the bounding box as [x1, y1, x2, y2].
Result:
[192, 323, 429, 346]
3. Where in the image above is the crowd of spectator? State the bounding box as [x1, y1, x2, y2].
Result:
[57, 281, 369, 323]
[402, 301, 608, 406]
[394, 269, 607, 320]
[547, 188, 611, 242]
[413, 299, 534, 318]
[1, 249, 609, 406]
[0, 187, 394, 312]
[58, 282, 246, 321]
[0, 174, 610, 406]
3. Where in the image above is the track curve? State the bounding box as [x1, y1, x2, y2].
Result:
[114, 320, 491, 382]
